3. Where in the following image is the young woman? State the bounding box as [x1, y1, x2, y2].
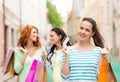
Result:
[62, 17, 108, 82]
[14, 25, 46, 82]
[47, 27, 71, 82]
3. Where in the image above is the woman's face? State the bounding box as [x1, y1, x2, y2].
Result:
[78, 20, 94, 41]
[29, 28, 38, 42]
[49, 31, 61, 45]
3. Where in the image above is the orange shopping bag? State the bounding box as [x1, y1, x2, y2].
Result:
[98, 61, 107, 82]
[38, 65, 47, 82]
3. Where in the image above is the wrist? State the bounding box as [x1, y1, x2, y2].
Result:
[24, 52, 28, 56]
[65, 56, 69, 60]
[65, 53, 69, 57]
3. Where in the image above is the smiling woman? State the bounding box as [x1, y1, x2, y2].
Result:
[14, 25, 46, 82]
[61, 17, 110, 82]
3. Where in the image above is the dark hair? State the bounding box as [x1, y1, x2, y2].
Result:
[82, 17, 104, 48]
[47, 27, 71, 64]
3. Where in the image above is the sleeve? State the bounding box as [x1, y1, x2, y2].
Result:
[97, 47, 103, 76]
[60, 51, 70, 80]
[14, 48, 23, 74]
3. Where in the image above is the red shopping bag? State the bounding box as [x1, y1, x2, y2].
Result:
[25, 59, 38, 82]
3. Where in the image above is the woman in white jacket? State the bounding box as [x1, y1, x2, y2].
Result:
[47, 27, 71, 82]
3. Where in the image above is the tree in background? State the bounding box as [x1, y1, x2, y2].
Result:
[47, 0, 64, 27]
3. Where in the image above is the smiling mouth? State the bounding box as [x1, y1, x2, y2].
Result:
[79, 34, 86, 38]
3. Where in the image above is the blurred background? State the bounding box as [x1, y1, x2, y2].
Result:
[0, 0, 120, 81]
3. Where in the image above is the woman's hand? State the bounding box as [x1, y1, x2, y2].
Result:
[42, 52, 47, 58]
[19, 47, 29, 65]
[62, 45, 70, 76]
[63, 45, 69, 57]
[19, 47, 28, 55]
[101, 46, 112, 61]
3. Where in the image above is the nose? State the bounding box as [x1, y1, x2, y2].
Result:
[49, 37, 52, 41]
[35, 33, 38, 36]
[81, 29, 86, 34]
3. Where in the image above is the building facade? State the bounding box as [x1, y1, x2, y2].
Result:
[0, 0, 48, 66]
[69, 0, 120, 48]
[0, 0, 4, 66]
[67, 0, 85, 45]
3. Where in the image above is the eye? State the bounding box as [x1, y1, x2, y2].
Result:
[50, 35, 53, 37]
[86, 29, 90, 32]
[80, 26, 84, 30]
[34, 31, 38, 34]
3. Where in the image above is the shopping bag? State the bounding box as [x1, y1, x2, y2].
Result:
[38, 64, 54, 82]
[33, 61, 46, 82]
[34, 61, 54, 82]
[98, 61, 107, 82]
[25, 59, 38, 82]
[98, 61, 116, 82]
[38, 63, 47, 82]
[2, 48, 16, 76]
[107, 62, 116, 82]
[46, 64, 54, 82]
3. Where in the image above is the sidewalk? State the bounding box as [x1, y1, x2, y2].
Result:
[0, 67, 18, 82]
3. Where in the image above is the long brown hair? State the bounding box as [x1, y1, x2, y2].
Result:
[17, 25, 41, 48]
[82, 17, 104, 48]
[47, 27, 71, 64]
